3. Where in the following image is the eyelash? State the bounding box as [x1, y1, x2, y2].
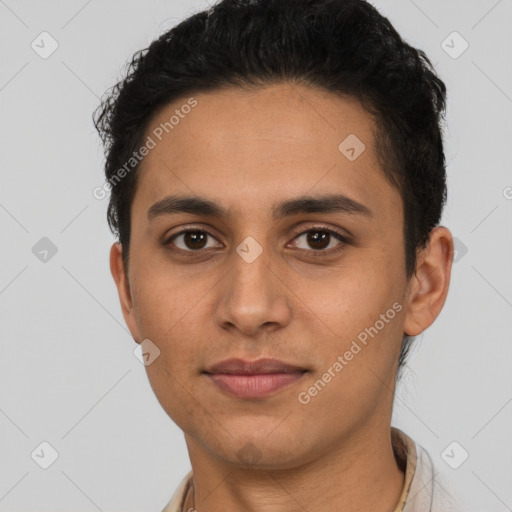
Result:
[163, 225, 350, 257]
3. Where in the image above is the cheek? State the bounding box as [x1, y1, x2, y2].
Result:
[144, 356, 204, 433]
[129, 253, 206, 339]
[134, 274, 208, 429]
[296, 306, 404, 429]
[305, 260, 404, 332]
[304, 265, 406, 384]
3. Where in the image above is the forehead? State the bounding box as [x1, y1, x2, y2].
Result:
[132, 82, 400, 223]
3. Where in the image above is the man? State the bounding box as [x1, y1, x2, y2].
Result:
[94, 0, 457, 510]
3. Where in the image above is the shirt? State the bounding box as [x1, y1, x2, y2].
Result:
[162, 427, 457, 512]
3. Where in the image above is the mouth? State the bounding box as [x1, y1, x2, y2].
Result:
[203, 358, 308, 399]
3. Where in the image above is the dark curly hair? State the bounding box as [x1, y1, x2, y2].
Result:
[93, 0, 448, 376]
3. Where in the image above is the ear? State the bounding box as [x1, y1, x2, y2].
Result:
[403, 226, 454, 336]
[109, 242, 141, 343]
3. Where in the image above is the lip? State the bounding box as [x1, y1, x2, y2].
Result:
[204, 358, 307, 399]
[205, 357, 306, 375]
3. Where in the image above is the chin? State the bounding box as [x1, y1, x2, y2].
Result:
[206, 433, 316, 471]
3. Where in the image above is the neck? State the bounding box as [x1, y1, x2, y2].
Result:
[182, 424, 405, 512]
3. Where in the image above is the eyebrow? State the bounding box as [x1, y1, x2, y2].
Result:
[147, 193, 373, 221]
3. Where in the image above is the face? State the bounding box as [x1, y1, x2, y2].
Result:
[111, 82, 452, 469]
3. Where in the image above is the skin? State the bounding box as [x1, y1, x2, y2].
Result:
[110, 82, 453, 512]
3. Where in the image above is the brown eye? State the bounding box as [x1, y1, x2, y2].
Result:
[183, 231, 207, 250]
[291, 227, 349, 254]
[306, 231, 330, 250]
[167, 230, 221, 251]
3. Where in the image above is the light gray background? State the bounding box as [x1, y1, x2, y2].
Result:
[1, 0, 511, 510]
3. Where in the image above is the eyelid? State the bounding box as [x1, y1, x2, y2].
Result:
[163, 224, 224, 247]
[287, 224, 350, 256]
[289, 223, 350, 242]
[163, 223, 351, 253]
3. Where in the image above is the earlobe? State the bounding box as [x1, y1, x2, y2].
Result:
[403, 227, 454, 337]
[109, 242, 141, 343]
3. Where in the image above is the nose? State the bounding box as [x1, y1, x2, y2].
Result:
[214, 248, 292, 338]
